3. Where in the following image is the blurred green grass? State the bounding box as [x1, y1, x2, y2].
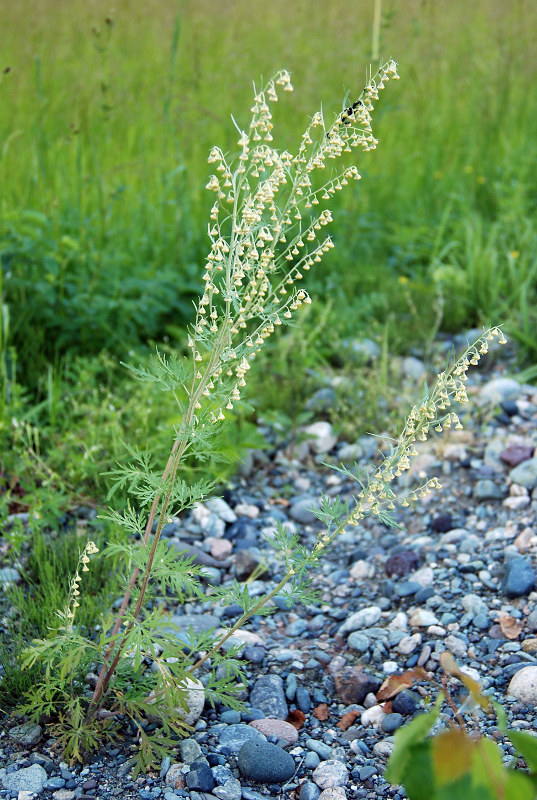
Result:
[1, 0, 537, 499]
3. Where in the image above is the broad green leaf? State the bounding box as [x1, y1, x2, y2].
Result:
[472, 737, 505, 790]
[432, 729, 473, 785]
[504, 770, 537, 800]
[399, 742, 435, 800]
[507, 730, 537, 772]
[385, 700, 441, 784]
[436, 776, 495, 800]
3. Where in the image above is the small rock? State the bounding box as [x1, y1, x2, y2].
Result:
[233, 503, 260, 519]
[312, 760, 349, 790]
[337, 606, 382, 636]
[392, 691, 419, 716]
[349, 559, 375, 580]
[165, 764, 186, 790]
[217, 724, 266, 756]
[361, 705, 386, 727]
[52, 791, 75, 800]
[347, 632, 370, 653]
[207, 537, 232, 559]
[250, 674, 288, 719]
[1, 765, 47, 794]
[213, 777, 242, 800]
[507, 666, 537, 703]
[444, 634, 468, 657]
[206, 497, 237, 523]
[185, 764, 215, 792]
[333, 668, 381, 705]
[180, 739, 204, 765]
[318, 789, 347, 800]
[510, 458, 537, 489]
[385, 550, 419, 577]
[303, 421, 337, 454]
[381, 713, 404, 733]
[500, 445, 534, 468]
[289, 496, 321, 525]
[502, 557, 536, 598]
[299, 781, 321, 800]
[431, 513, 453, 532]
[8, 723, 42, 746]
[397, 634, 421, 654]
[402, 356, 426, 381]
[237, 740, 295, 783]
[249, 719, 298, 747]
[473, 480, 506, 500]
[408, 609, 439, 627]
[480, 378, 521, 405]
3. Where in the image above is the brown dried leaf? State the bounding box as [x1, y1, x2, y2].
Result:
[313, 703, 330, 721]
[497, 613, 524, 640]
[286, 709, 306, 729]
[376, 667, 429, 701]
[336, 710, 360, 731]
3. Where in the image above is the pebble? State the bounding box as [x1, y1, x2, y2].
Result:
[8, 722, 42, 746]
[509, 458, 537, 489]
[1, 765, 48, 793]
[249, 719, 298, 747]
[237, 740, 295, 783]
[507, 666, 537, 703]
[502, 557, 536, 597]
[337, 606, 382, 635]
[216, 724, 266, 756]
[312, 761, 349, 790]
[303, 422, 337, 453]
[249, 674, 288, 719]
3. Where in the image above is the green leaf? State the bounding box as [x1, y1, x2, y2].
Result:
[507, 730, 537, 772]
[385, 699, 442, 784]
[432, 729, 473, 785]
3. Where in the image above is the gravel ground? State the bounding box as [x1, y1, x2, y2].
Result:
[2, 332, 537, 800]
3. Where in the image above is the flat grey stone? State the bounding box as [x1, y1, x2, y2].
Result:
[250, 674, 288, 719]
[216, 724, 266, 755]
[2, 764, 47, 793]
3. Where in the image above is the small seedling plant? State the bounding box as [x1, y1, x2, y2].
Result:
[17, 62, 505, 774]
[385, 653, 537, 799]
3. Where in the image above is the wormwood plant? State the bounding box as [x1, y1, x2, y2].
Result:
[17, 62, 505, 772]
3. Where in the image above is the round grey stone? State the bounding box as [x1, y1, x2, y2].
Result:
[237, 740, 295, 783]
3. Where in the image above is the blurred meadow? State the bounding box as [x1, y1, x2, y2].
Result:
[1, 0, 537, 502]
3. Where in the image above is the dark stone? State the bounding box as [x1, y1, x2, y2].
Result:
[430, 513, 453, 533]
[414, 586, 435, 603]
[333, 668, 382, 705]
[250, 675, 288, 719]
[501, 400, 519, 417]
[243, 645, 266, 664]
[296, 687, 312, 714]
[385, 550, 419, 577]
[502, 558, 535, 598]
[500, 445, 534, 468]
[391, 691, 419, 716]
[221, 604, 244, 619]
[185, 763, 215, 792]
[237, 740, 295, 783]
[381, 713, 404, 733]
[225, 517, 257, 540]
[299, 781, 321, 800]
[394, 581, 422, 597]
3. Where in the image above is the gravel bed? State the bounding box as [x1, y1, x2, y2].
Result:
[2, 334, 537, 799]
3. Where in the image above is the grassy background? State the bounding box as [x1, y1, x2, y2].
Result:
[1, 0, 537, 499]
